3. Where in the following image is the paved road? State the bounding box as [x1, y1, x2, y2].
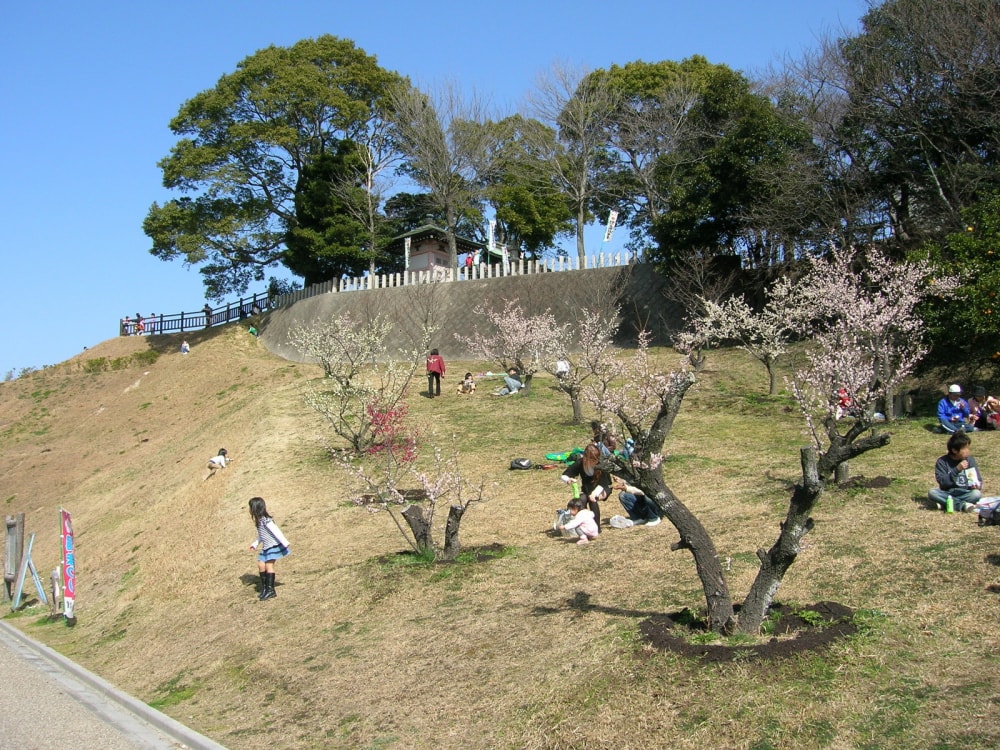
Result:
[0, 621, 228, 750]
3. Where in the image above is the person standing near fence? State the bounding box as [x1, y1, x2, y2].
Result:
[426, 348, 446, 398]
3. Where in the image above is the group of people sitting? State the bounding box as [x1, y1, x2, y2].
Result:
[424, 348, 526, 398]
[937, 384, 1000, 433]
[552, 425, 661, 544]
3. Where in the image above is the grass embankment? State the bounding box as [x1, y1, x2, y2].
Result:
[1, 326, 998, 750]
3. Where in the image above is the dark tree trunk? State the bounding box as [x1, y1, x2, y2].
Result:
[441, 504, 467, 561]
[738, 447, 822, 633]
[737, 423, 891, 633]
[640, 471, 737, 633]
[401, 504, 433, 554]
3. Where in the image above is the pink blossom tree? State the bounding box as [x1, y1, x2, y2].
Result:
[292, 313, 430, 452]
[591, 247, 954, 634]
[455, 298, 561, 390]
[540, 307, 622, 423]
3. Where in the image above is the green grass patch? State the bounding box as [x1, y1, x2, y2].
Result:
[148, 672, 201, 709]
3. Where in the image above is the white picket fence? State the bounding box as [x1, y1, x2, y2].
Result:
[275, 252, 634, 307]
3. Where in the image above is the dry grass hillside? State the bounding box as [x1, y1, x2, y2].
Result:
[2, 324, 999, 750]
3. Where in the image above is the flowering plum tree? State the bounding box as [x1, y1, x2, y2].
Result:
[291, 313, 429, 452]
[592, 247, 954, 634]
[794, 246, 957, 423]
[455, 298, 561, 390]
[541, 307, 621, 423]
[687, 275, 808, 395]
[346, 439, 489, 561]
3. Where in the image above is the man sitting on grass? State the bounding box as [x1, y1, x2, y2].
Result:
[608, 476, 661, 528]
[937, 384, 973, 433]
[494, 368, 523, 396]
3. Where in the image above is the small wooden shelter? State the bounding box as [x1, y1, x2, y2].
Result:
[383, 225, 501, 271]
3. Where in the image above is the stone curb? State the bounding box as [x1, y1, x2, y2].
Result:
[0, 620, 228, 750]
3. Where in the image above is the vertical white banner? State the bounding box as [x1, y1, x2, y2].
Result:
[603, 210, 619, 243]
[404, 236, 411, 270]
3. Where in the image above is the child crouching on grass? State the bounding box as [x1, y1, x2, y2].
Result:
[555, 498, 599, 545]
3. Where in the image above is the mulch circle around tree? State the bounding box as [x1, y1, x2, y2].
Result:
[638, 601, 857, 662]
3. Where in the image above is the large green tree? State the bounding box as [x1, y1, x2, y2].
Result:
[834, 0, 1000, 248]
[594, 57, 711, 256]
[650, 65, 813, 269]
[923, 193, 1000, 368]
[284, 143, 368, 284]
[481, 115, 574, 259]
[143, 35, 403, 298]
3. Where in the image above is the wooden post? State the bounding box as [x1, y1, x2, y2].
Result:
[50, 567, 61, 617]
[3, 513, 24, 602]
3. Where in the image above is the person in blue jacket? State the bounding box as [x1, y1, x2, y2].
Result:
[938, 384, 974, 433]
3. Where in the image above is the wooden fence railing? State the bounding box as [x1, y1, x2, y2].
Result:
[118, 291, 273, 337]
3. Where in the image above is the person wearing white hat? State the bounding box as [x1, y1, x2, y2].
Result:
[937, 384, 974, 433]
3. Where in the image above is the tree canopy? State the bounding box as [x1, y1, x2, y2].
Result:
[141, 0, 1000, 369]
[144, 35, 403, 298]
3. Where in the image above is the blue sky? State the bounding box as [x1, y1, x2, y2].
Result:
[0, 0, 868, 376]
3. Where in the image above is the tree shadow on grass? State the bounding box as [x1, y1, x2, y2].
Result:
[533, 593, 857, 663]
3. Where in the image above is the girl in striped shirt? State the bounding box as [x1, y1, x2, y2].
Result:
[248, 497, 290, 601]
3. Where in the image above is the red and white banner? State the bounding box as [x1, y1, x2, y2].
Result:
[60, 509, 76, 619]
[603, 210, 619, 243]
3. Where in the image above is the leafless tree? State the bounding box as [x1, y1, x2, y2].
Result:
[526, 62, 621, 265]
[662, 251, 741, 322]
[389, 80, 501, 268]
[328, 109, 402, 276]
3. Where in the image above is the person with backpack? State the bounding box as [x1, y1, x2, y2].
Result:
[928, 431, 983, 513]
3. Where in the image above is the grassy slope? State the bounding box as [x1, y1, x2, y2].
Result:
[1, 326, 999, 750]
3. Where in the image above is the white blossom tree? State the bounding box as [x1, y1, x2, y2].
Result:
[688, 275, 808, 395]
[590, 247, 955, 634]
[541, 307, 622, 423]
[455, 299, 561, 390]
[291, 313, 430, 452]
